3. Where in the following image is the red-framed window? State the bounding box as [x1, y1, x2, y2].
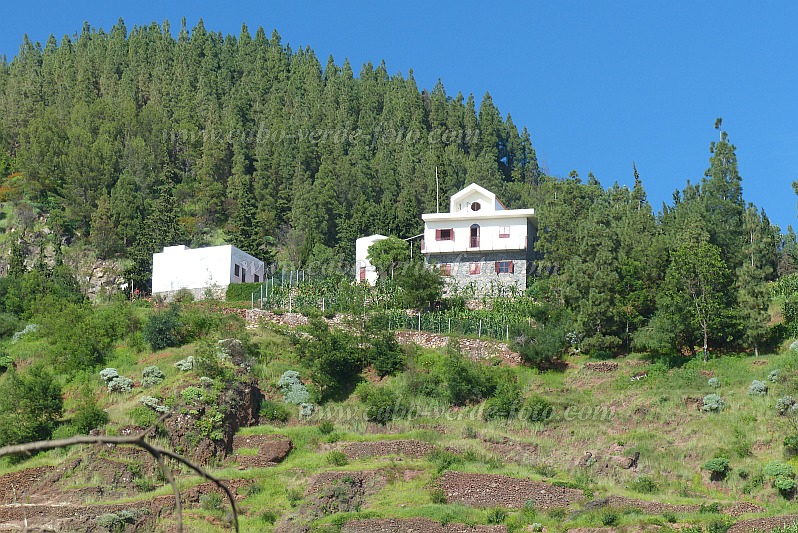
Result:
[435, 228, 454, 241]
[495, 261, 514, 274]
[469, 263, 481, 275]
[439, 263, 452, 276]
[359, 267, 366, 281]
[499, 226, 510, 238]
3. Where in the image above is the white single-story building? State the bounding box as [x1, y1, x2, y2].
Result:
[354, 234, 387, 285]
[152, 244, 265, 300]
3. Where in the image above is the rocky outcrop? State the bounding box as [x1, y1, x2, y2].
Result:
[165, 378, 262, 465]
[583, 361, 618, 372]
[232, 434, 293, 468]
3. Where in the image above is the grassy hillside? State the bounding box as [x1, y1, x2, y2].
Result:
[1, 297, 797, 531]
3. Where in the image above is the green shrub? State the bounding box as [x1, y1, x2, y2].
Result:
[181, 386, 204, 404]
[702, 457, 731, 481]
[365, 387, 402, 425]
[776, 396, 797, 415]
[483, 380, 522, 421]
[172, 288, 195, 303]
[702, 394, 725, 412]
[662, 511, 677, 523]
[174, 356, 194, 371]
[748, 380, 768, 396]
[367, 333, 405, 376]
[199, 492, 224, 512]
[600, 509, 620, 526]
[72, 401, 109, 434]
[630, 475, 659, 494]
[699, 502, 722, 514]
[429, 448, 463, 473]
[510, 319, 569, 370]
[430, 487, 447, 504]
[318, 420, 335, 435]
[0, 365, 62, 446]
[326, 450, 348, 466]
[784, 434, 798, 455]
[440, 351, 497, 406]
[769, 369, 782, 383]
[260, 399, 290, 422]
[259, 510, 279, 524]
[764, 461, 794, 478]
[525, 395, 554, 423]
[278, 370, 311, 404]
[127, 405, 158, 427]
[486, 507, 507, 524]
[141, 366, 165, 387]
[775, 475, 796, 494]
[142, 306, 183, 350]
[708, 377, 720, 388]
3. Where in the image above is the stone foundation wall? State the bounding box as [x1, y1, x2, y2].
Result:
[425, 252, 529, 296]
[153, 285, 226, 302]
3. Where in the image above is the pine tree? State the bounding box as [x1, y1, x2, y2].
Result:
[737, 205, 772, 356]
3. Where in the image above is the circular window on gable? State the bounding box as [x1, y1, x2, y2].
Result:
[470, 201, 481, 211]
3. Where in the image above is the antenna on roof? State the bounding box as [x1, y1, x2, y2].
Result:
[435, 167, 440, 213]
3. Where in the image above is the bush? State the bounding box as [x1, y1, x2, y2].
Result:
[525, 395, 554, 423]
[769, 369, 782, 383]
[141, 366, 165, 388]
[318, 420, 335, 435]
[127, 405, 158, 427]
[429, 448, 463, 473]
[260, 399, 291, 422]
[139, 396, 169, 413]
[600, 509, 620, 526]
[430, 487, 447, 504]
[365, 387, 401, 425]
[776, 396, 797, 416]
[486, 507, 507, 524]
[483, 380, 522, 421]
[748, 380, 768, 396]
[764, 461, 794, 478]
[172, 288, 194, 303]
[0, 365, 63, 446]
[181, 386, 204, 404]
[784, 434, 798, 455]
[367, 333, 405, 376]
[630, 475, 659, 494]
[99, 368, 119, 382]
[107, 376, 134, 393]
[708, 377, 720, 389]
[775, 475, 796, 494]
[511, 319, 569, 370]
[199, 492, 224, 512]
[278, 370, 311, 404]
[142, 306, 183, 351]
[702, 457, 731, 481]
[326, 450, 348, 466]
[72, 401, 109, 434]
[702, 394, 725, 412]
[174, 356, 194, 371]
[439, 350, 497, 406]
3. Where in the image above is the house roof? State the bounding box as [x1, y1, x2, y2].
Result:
[422, 183, 534, 221]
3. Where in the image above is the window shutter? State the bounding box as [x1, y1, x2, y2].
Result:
[495, 261, 500, 274]
[509, 261, 515, 274]
[449, 228, 454, 240]
[435, 229, 441, 240]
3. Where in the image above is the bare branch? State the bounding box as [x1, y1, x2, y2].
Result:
[0, 424, 239, 533]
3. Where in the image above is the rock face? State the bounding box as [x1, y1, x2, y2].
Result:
[165, 378, 262, 465]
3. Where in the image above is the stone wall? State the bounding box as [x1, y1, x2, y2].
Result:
[425, 251, 529, 296]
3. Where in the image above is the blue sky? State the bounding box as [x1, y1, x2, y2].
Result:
[2, 1, 797, 231]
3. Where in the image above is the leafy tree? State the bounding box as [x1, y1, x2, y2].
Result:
[658, 239, 731, 362]
[90, 191, 120, 258]
[367, 236, 410, 280]
[0, 365, 63, 446]
[395, 262, 443, 310]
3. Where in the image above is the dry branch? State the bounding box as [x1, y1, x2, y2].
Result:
[0, 423, 239, 532]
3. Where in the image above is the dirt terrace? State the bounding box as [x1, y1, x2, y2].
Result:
[343, 518, 508, 533]
[727, 514, 798, 532]
[438, 471, 583, 510]
[335, 439, 436, 460]
[583, 361, 619, 373]
[0, 467, 54, 505]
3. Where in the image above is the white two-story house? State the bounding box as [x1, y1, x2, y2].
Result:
[421, 184, 537, 295]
